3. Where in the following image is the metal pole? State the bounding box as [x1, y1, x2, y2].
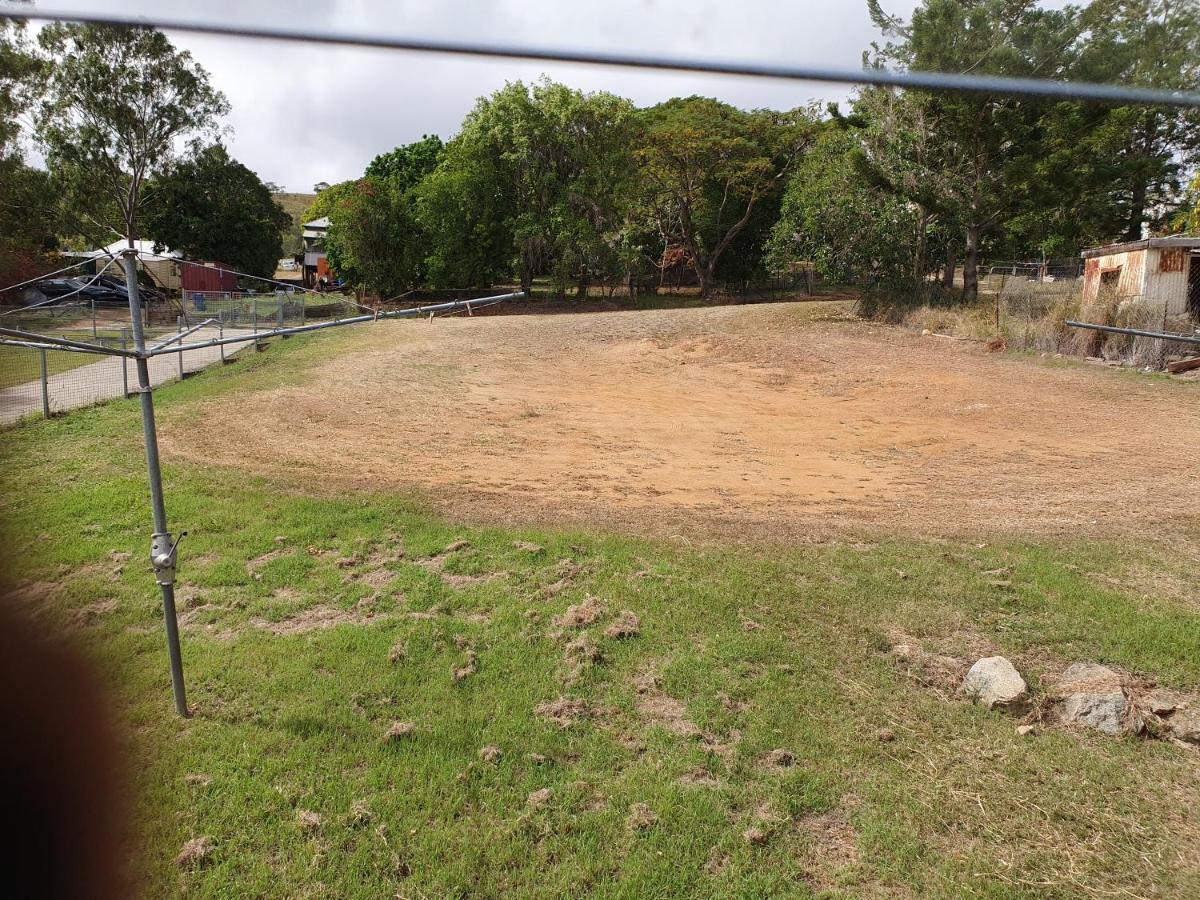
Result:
[39, 348, 50, 419]
[1065, 320, 1200, 346]
[121, 330, 129, 397]
[253, 297, 258, 333]
[92, 295, 97, 339]
[177, 315, 184, 380]
[219, 321, 225, 364]
[122, 249, 189, 718]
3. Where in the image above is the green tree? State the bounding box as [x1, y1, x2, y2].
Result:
[0, 14, 60, 290]
[35, 23, 228, 246]
[767, 128, 919, 289]
[142, 144, 290, 277]
[365, 134, 444, 187]
[301, 180, 357, 225]
[323, 176, 416, 298]
[416, 80, 636, 294]
[864, 0, 1091, 300]
[321, 137, 446, 297]
[633, 97, 813, 297]
[1074, 0, 1200, 240]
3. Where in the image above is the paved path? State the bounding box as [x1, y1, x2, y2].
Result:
[0, 327, 256, 425]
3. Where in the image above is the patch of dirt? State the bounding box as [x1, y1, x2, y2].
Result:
[451, 650, 478, 683]
[801, 810, 859, 888]
[535, 696, 597, 729]
[175, 837, 213, 868]
[247, 548, 290, 571]
[67, 597, 118, 627]
[604, 610, 641, 639]
[704, 846, 731, 876]
[382, 721, 416, 742]
[160, 304, 1200, 542]
[354, 567, 397, 590]
[626, 803, 659, 832]
[440, 571, 504, 590]
[632, 669, 700, 738]
[248, 606, 387, 636]
[678, 767, 721, 788]
[553, 597, 605, 628]
[545, 559, 584, 595]
[758, 748, 796, 770]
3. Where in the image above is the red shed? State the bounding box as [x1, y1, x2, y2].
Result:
[180, 260, 237, 294]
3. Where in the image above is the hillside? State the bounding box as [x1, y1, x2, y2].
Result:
[274, 192, 317, 256]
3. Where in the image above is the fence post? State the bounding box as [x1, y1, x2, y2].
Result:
[39, 348, 50, 419]
[92, 296, 98, 339]
[122, 330, 129, 397]
[177, 315, 184, 380]
[253, 297, 258, 333]
[219, 322, 225, 364]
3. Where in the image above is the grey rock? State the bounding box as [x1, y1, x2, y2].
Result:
[1168, 707, 1200, 745]
[1055, 663, 1128, 735]
[961, 656, 1028, 710]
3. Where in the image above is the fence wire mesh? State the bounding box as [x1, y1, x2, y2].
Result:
[0, 319, 259, 426]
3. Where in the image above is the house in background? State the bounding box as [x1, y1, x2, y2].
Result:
[65, 239, 183, 291]
[1081, 236, 1200, 320]
[302, 216, 331, 288]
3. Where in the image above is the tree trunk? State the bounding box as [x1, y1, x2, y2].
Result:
[1125, 177, 1148, 242]
[963, 225, 981, 303]
[942, 245, 957, 289]
[913, 208, 930, 285]
[696, 264, 713, 298]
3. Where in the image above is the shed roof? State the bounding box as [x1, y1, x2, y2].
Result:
[1081, 236, 1200, 259]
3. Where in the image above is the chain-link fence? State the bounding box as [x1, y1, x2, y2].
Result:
[0, 320, 257, 426]
[177, 290, 358, 328]
[984, 276, 1197, 367]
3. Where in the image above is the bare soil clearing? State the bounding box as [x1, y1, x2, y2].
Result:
[162, 302, 1199, 541]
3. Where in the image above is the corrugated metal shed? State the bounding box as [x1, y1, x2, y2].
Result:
[1080, 236, 1200, 318]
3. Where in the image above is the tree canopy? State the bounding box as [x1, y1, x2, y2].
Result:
[35, 23, 228, 245]
[142, 144, 290, 277]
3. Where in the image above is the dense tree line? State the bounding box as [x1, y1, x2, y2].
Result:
[5, 2, 1200, 301]
[311, 0, 1200, 304]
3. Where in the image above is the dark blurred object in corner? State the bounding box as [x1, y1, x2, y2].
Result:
[0, 598, 126, 899]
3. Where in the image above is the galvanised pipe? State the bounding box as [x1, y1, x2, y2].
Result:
[143, 292, 523, 358]
[122, 249, 189, 718]
[1065, 320, 1200, 346]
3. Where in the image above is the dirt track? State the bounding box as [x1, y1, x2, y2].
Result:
[160, 302, 1200, 541]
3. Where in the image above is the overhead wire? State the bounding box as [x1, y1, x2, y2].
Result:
[2, 5, 1200, 109]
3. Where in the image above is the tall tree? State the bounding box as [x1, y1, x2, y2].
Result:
[633, 97, 813, 297]
[365, 134, 444, 188]
[863, 0, 1086, 300]
[0, 14, 59, 291]
[1075, 0, 1200, 240]
[142, 144, 291, 277]
[35, 23, 228, 246]
[417, 80, 635, 294]
[322, 136, 446, 296]
[767, 127, 920, 290]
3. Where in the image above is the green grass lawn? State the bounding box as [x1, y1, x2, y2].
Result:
[0, 343, 102, 389]
[2, 333, 1198, 898]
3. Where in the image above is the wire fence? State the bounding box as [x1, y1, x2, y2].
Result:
[178, 290, 360, 328]
[0, 320, 257, 426]
[910, 275, 1200, 369]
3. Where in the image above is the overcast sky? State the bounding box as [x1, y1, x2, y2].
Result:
[22, 0, 930, 191]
